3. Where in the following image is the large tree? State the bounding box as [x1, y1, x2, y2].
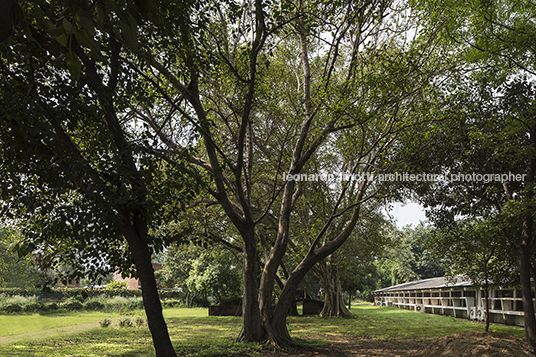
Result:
[428, 219, 516, 332]
[1, 0, 448, 349]
[135, 0, 447, 345]
[412, 0, 536, 346]
[404, 73, 536, 346]
[0, 228, 43, 288]
[0, 1, 201, 356]
[313, 207, 391, 317]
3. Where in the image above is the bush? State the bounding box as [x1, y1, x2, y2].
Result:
[128, 300, 143, 310]
[105, 281, 129, 290]
[60, 300, 84, 311]
[99, 318, 112, 327]
[118, 317, 132, 327]
[135, 316, 145, 327]
[104, 296, 144, 312]
[0, 288, 143, 300]
[71, 294, 86, 303]
[162, 299, 183, 308]
[2, 303, 23, 313]
[24, 302, 44, 312]
[84, 300, 105, 311]
[45, 302, 58, 311]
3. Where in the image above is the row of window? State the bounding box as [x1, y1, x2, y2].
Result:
[377, 289, 520, 299]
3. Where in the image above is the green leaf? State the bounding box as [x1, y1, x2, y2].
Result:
[119, 15, 138, 52]
[65, 52, 82, 81]
[75, 28, 100, 53]
[62, 18, 73, 33]
[54, 33, 68, 48]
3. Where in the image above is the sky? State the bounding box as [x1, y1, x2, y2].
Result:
[387, 201, 428, 229]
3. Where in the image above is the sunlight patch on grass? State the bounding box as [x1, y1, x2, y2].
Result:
[0, 311, 122, 337]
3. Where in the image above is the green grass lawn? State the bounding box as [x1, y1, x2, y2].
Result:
[0, 305, 526, 356]
[0, 311, 122, 338]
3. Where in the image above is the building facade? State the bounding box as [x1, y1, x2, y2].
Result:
[113, 263, 163, 290]
[373, 276, 526, 326]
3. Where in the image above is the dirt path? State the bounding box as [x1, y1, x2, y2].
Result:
[0, 321, 101, 345]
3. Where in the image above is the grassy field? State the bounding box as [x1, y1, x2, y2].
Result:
[0, 305, 526, 356]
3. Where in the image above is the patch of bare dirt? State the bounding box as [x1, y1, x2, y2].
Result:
[259, 331, 535, 356]
[413, 331, 535, 357]
[261, 337, 427, 356]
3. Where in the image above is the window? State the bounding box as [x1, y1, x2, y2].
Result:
[494, 299, 502, 310]
[463, 291, 476, 298]
[496, 290, 513, 298]
[516, 300, 524, 312]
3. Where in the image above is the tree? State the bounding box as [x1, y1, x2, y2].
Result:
[123, 0, 447, 344]
[1, 0, 448, 349]
[412, 0, 536, 345]
[428, 219, 516, 332]
[0, 228, 44, 288]
[0, 2, 201, 355]
[158, 242, 242, 304]
[186, 249, 242, 303]
[403, 73, 536, 346]
[374, 224, 444, 288]
[315, 208, 391, 317]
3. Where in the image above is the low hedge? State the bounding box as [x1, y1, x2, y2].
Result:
[0, 288, 186, 300]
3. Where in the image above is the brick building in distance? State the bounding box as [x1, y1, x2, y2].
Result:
[113, 263, 163, 290]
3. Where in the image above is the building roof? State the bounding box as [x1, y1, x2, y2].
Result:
[373, 275, 473, 294]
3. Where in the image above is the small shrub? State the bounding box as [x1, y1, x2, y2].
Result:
[24, 302, 44, 313]
[72, 294, 85, 303]
[84, 300, 105, 311]
[105, 280, 129, 291]
[128, 300, 143, 310]
[45, 302, 58, 310]
[60, 300, 84, 311]
[104, 296, 143, 312]
[2, 303, 23, 313]
[162, 299, 178, 308]
[99, 318, 112, 328]
[135, 316, 145, 327]
[118, 317, 133, 327]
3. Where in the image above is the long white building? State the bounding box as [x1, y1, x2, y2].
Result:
[373, 276, 526, 326]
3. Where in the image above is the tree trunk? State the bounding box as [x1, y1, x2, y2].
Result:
[0, 0, 17, 43]
[125, 225, 176, 357]
[520, 123, 536, 349]
[519, 237, 536, 347]
[317, 255, 354, 318]
[484, 266, 489, 332]
[242, 230, 263, 341]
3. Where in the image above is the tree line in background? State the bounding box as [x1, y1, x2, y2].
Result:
[1, 0, 536, 355]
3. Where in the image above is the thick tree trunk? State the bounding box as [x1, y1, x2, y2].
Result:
[242, 230, 263, 341]
[125, 225, 176, 357]
[0, 0, 17, 43]
[519, 236, 536, 348]
[317, 256, 354, 318]
[521, 124, 536, 349]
